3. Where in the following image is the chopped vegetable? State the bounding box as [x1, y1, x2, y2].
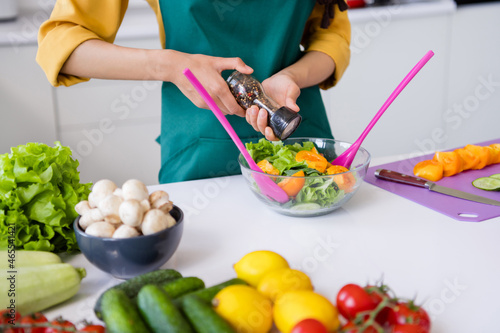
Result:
[464, 144, 490, 170]
[295, 150, 328, 173]
[278, 171, 306, 197]
[433, 151, 463, 177]
[472, 175, 500, 191]
[413, 160, 444, 182]
[454, 148, 479, 171]
[257, 159, 279, 175]
[0, 142, 91, 253]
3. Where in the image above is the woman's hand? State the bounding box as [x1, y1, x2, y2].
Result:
[164, 51, 253, 116]
[245, 71, 301, 141]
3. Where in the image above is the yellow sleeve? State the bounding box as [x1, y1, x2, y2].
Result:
[302, 3, 351, 90]
[36, 0, 129, 87]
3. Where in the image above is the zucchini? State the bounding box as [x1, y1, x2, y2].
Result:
[0, 250, 62, 269]
[138, 285, 194, 333]
[101, 288, 151, 333]
[176, 278, 247, 304]
[0, 263, 85, 314]
[94, 269, 182, 319]
[181, 295, 235, 333]
[162, 277, 205, 298]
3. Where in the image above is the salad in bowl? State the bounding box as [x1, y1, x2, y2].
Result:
[238, 138, 371, 217]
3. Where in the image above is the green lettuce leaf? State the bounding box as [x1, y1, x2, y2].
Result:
[0, 142, 91, 253]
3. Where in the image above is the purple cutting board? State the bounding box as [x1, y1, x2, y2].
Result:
[365, 139, 500, 222]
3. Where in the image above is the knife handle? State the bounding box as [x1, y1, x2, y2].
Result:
[375, 169, 430, 188]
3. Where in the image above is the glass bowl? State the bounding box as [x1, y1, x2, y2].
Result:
[238, 138, 371, 217]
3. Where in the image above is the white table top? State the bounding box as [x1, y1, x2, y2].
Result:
[46, 156, 500, 333]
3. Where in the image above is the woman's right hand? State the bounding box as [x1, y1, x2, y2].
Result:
[159, 50, 253, 116]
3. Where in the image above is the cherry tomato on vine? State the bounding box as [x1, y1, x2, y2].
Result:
[291, 318, 328, 333]
[0, 309, 21, 324]
[336, 284, 382, 320]
[44, 319, 75, 333]
[388, 301, 430, 332]
[80, 324, 106, 333]
[341, 321, 379, 333]
[391, 324, 429, 333]
[20, 312, 48, 333]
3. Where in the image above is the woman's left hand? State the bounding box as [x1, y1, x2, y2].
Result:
[245, 71, 301, 141]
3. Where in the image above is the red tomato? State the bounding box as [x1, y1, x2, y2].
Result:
[44, 319, 75, 333]
[388, 301, 430, 332]
[341, 321, 378, 333]
[336, 284, 382, 320]
[80, 324, 106, 333]
[19, 312, 48, 333]
[0, 309, 22, 333]
[392, 324, 429, 333]
[291, 318, 328, 333]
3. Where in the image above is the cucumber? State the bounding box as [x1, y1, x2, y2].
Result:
[94, 269, 182, 319]
[101, 288, 151, 333]
[0, 250, 61, 269]
[290, 203, 322, 211]
[175, 278, 247, 304]
[162, 277, 205, 298]
[180, 295, 235, 333]
[137, 285, 194, 333]
[0, 263, 85, 314]
[472, 177, 500, 191]
[490, 174, 500, 180]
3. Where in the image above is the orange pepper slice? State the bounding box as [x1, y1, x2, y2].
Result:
[489, 144, 500, 164]
[295, 150, 328, 173]
[454, 148, 480, 171]
[433, 151, 463, 177]
[326, 165, 349, 175]
[257, 159, 279, 175]
[332, 172, 356, 193]
[277, 170, 305, 197]
[413, 160, 444, 182]
[464, 144, 491, 170]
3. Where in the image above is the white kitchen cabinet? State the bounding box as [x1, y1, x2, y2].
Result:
[0, 45, 57, 155]
[322, 2, 455, 160]
[444, 2, 500, 149]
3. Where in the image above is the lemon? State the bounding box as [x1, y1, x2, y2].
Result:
[233, 250, 289, 287]
[273, 290, 340, 333]
[213, 284, 273, 333]
[257, 268, 314, 301]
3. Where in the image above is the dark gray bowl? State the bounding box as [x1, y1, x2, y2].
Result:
[74, 205, 184, 279]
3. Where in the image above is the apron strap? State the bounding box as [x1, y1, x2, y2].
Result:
[317, 0, 349, 29]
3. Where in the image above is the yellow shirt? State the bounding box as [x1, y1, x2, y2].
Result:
[36, 0, 351, 89]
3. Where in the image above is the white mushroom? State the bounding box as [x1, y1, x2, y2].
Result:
[89, 179, 117, 207]
[122, 179, 149, 202]
[85, 222, 116, 238]
[112, 225, 141, 238]
[89, 208, 104, 222]
[87, 192, 97, 208]
[140, 199, 151, 212]
[149, 190, 173, 213]
[119, 199, 144, 227]
[75, 200, 91, 216]
[113, 187, 123, 198]
[79, 214, 99, 230]
[98, 194, 123, 224]
[141, 209, 176, 235]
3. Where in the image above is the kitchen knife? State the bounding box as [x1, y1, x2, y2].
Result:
[374, 169, 500, 206]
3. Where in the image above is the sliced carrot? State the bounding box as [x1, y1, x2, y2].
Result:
[413, 160, 444, 182]
[295, 150, 328, 173]
[433, 151, 463, 177]
[464, 144, 491, 170]
[257, 159, 279, 175]
[326, 165, 349, 175]
[454, 148, 480, 171]
[278, 170, 305, 197]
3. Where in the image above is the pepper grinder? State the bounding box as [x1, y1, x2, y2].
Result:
[226, 71, 302, 140]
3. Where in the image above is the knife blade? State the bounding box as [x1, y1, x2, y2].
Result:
[374, 169, 500, 206]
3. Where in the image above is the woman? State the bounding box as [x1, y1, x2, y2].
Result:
[36, 0, 351, 183]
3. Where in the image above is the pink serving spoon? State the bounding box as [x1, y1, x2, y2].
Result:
[331, 50, 435, 169]
[183, 68, 290, 203]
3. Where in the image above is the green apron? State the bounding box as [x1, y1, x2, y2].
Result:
[158, 0, 334, 183]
